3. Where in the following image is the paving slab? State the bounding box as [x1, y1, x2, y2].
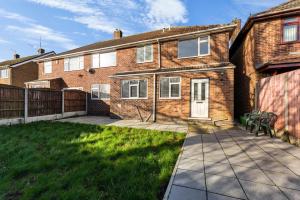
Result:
[205, 161, 235, 178]
[207, 192, 240, 200]
[280, 187, 300, 200]
[264, 171, 300, 191]
[240, 180, 288, 200]
[173, 169, 206, 190]
[178, 158, 204, 172]
[206, 174, 247, 199]
[168, 185, 206, 200]
[231, 165, 273, 185]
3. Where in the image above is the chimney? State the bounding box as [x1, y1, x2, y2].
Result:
[13, 53, 20, 59]
[114, 29, 123, 39]
[37, 48, 45, 55]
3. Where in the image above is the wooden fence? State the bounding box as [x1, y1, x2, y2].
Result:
[257, 69, 300, 139]
[0, 85, 87, 120]
[0, 85, 24, 119]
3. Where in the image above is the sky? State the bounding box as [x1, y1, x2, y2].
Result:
[0, 0, 287, 61]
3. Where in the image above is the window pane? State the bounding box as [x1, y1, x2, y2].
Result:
[100, 52, 116, 67]
[0, 69, 8, 78]
[130, 80, 138, 85]
[171, 84, 180, 97]
[178, 38, 198, 58]
[92, 54, 100, 68]
[284, 25, 297, 42]
[200, 41, 209, 55]
[139, 80, 147, 98]
[160, 78, 170, 98]
[201, 82, 206, 101]
[137, 47, 144, 63]
[44, 61, 52, 74]
[100, 84, 110, 99]
[130, 85, 138, 97]
[144, 45, 153, 61]
[91, 84, 99, 99]
[194, 83, 199, 100]
[64, 58, 69, 71]
[170, 77, 180, 83]
[79, 56, 84, 69]
[122, 81, 129, 98]
[70, 57, 79, 70]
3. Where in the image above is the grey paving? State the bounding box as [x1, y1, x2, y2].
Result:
[165, 126, 300, 200]
[58, 116, 188, 132]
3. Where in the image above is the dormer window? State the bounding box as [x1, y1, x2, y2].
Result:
[136, 45, 153, 63]
[283, 17, 299, 42]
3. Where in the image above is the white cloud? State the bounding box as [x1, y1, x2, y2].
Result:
[27, 0, 189, 34]
[0, 8, 34, 23]
[0, 38, 10, 44]
[7, 24, 77, 50]
[144, 0, 187, 29]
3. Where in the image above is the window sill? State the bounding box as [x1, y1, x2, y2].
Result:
[121, 97, 148, 100]
[136, 60, 153, 64]
[91, 98, 110, 101]
[159, 97, 181, 100]
[280, 41, 300, 45]
[178, 54, 210, 59]
[91, 66, 117, 69]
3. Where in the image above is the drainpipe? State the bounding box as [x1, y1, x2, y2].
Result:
[157, 39, 161, 69]
[153, 73, 156, 122]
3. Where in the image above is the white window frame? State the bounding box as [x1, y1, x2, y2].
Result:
[121, 79, 148, 99]
[0, 69, 9, 79]
[64, 56, 84, 71]
[91, 51, 116, 68]
[178, 35, 210, 59]
[44, 61, 52, 74]
[91, 84, 110, 100]
[159, 77, 181, 99]
[63, 87, 83, 91]
[136, 45, 153, 63]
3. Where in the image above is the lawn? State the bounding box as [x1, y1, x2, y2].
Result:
[0, 122, 185, 200]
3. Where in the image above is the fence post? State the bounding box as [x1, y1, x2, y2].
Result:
[24, 88, 28, 123]
[62, 89, 65, 117]
[284, 74, 289, 131]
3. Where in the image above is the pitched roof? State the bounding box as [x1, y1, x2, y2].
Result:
[255, 0, 300, 17]
[230, 0, 300, 57]
[0, 52, 55, 68]
[51, 22, 237, 58]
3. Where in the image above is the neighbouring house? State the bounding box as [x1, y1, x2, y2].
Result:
[0, 49, 55, 88]
[230, 0, 300, 118]
[33, 20, 240, 123]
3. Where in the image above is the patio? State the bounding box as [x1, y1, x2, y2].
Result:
[164, 128, 300, 200]
[58, 116, 188, 133]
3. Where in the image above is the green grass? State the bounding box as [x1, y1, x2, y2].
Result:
[0, 121, 185, 200]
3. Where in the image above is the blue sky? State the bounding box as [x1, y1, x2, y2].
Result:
[0, 0, 286, 61]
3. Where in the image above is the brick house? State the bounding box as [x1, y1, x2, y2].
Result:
[230, 0, 300, 117]
[0, 49, 55, 88]
[33, 20, 240, 123]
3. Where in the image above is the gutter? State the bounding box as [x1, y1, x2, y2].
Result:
[12, 51, 56, 68]
[35, 25, 237, 62]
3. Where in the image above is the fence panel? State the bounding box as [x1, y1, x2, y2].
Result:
[258, 69, 300, 138]
[28, 89, 62, 117]
[64, 90, 86, 112]
[0, 85, 24, 119]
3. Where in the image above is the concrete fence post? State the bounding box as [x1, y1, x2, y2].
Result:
[24, 88, 28, 123]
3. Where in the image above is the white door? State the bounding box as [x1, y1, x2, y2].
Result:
[191, 79, 209, 118]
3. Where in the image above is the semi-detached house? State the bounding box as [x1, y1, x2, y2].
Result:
[31, 20, 240, 123]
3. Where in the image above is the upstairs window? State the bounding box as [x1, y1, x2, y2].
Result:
[0, 69, 9, 78]
[160, 77, 181, 99]
[91, 84, 110, 100]
[92, 51, 116, 68]
[283, 17, 299, 42]
[137, 45, 153, 63]
[121, 80, 147, 99]
[178, 36, 210, 58]
[64, 56, 84, 71]
[44, 61, 52, 74]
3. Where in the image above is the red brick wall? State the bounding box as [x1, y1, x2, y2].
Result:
[38, 29, 233, 117]
[231, 16, 300, 117]
[110, 68, 234, 123]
